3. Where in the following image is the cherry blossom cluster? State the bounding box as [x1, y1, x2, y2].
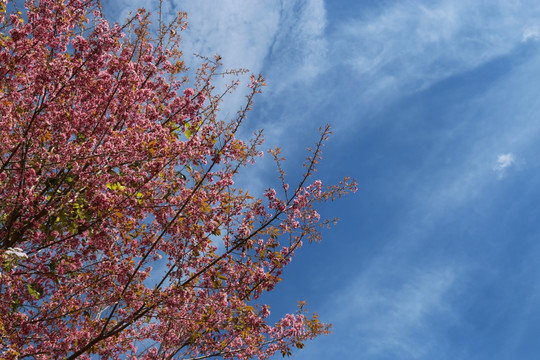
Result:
[0, 1, 356, 359]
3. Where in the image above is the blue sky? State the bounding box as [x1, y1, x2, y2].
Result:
[104, 1, 540, 359]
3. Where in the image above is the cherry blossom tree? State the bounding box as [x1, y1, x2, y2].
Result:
[0, 0, 356, 359]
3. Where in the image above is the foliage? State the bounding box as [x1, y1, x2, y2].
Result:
[0, 0, 356, 359]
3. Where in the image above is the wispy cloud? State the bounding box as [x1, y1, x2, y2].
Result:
[264, 0, 328, 91]
[338, 266, 455, 358]
[293, 265, 457, 360]
[173, 1, 280, 72]
[333, 0, 540, 101]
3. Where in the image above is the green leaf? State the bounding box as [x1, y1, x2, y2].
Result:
[106, 182, 125, 191]
[10, 294, 21, 312]
[27, 284, 42, 299]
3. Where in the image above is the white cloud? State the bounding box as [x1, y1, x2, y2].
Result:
[522, 26, 540, 42]
[494, 153, 515, 171]
[493, 153, 516, 179]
